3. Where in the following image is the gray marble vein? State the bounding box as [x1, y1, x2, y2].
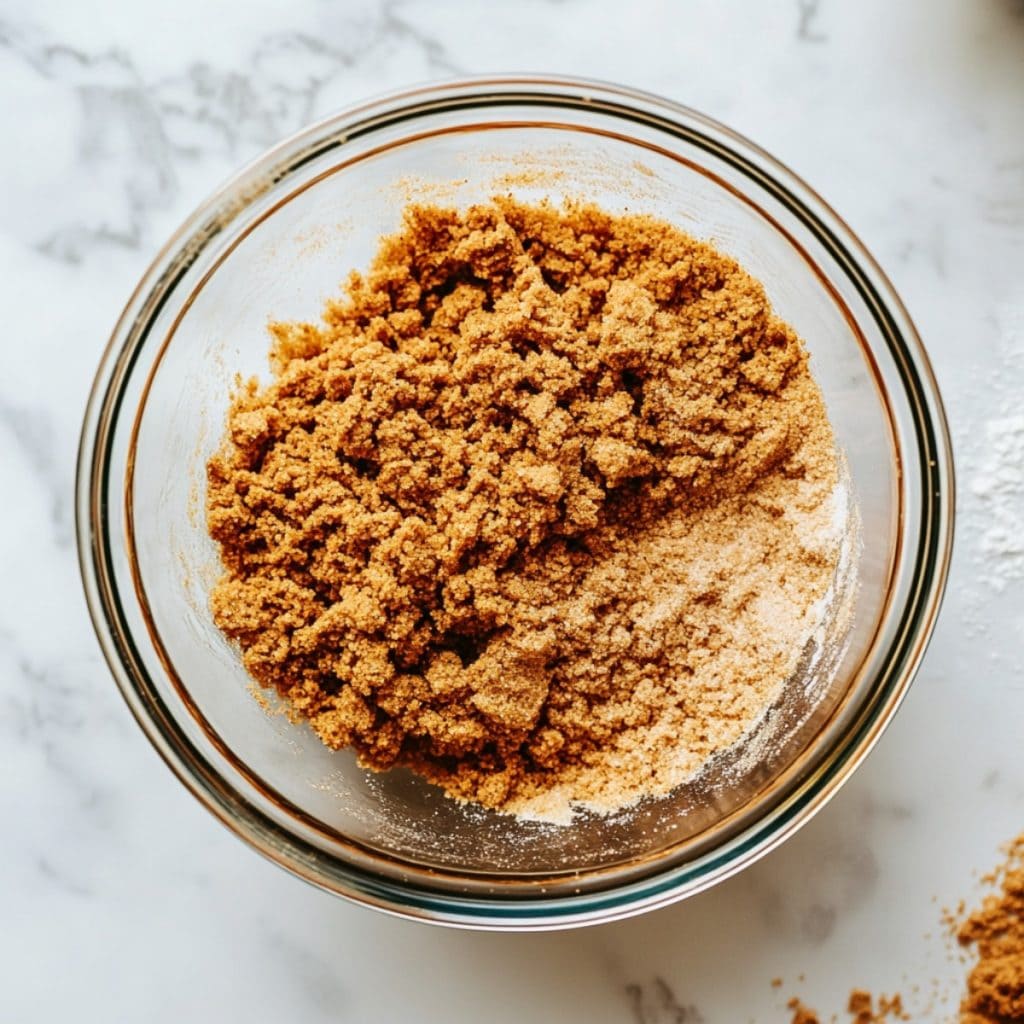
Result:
[796, 0, 827, 43]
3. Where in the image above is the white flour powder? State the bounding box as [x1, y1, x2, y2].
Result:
[970, 414, 1024, 590]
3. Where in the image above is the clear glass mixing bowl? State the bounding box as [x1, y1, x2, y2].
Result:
[76, 76, 953, 929]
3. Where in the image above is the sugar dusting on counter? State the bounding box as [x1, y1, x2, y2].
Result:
[970, 414, 1024, 591]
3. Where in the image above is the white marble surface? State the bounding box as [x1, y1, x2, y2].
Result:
[2, 0, 1023, 1020]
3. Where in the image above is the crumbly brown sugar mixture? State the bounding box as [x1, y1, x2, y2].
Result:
[958, 833, 1024, 1022]
[787, 991, 908, 1024]
[780, 832, 1024, 1024]
[206, 197, 843, 816]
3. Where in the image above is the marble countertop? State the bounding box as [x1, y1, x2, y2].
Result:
[3, 0, 1023, 1020]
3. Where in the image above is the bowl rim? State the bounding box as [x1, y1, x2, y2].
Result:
[76, 73, 955, 930]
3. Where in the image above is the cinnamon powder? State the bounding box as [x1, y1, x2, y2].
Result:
[206, 197, 843, 816]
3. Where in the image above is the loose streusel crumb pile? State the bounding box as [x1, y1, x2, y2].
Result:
[957, 833, 1024, 1022]
[206, 197, 842, 817]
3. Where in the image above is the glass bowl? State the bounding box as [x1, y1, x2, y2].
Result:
[76, 76, 953, 929]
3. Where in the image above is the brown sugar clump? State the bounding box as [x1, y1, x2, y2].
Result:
[788, 991, 908, 1024]
[849, 990, 908, 1023]
[206, 198, 843, 816]
[958, 833, 1024, 1022]
[787, 997, 822, 1024]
